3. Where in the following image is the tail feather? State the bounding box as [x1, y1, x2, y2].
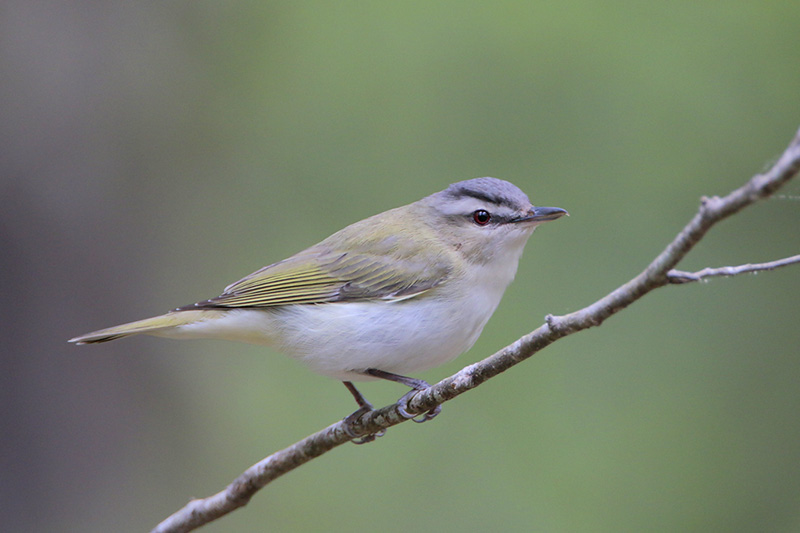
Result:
[69, 311, 210, 344]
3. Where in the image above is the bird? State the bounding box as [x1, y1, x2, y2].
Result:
[70, 177, 567, 440]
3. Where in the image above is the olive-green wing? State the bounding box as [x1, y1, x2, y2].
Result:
[182, 245, 452, 309]
[180, 206, 455, 310]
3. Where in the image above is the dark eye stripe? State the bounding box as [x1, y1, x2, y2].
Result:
[449, 187, 517, 210]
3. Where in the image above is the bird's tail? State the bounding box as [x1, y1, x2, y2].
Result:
[68, 310, 213, 344]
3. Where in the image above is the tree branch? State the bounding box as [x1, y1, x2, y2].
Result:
[667, 254, 800, 283]
[152, 127, 800, 533]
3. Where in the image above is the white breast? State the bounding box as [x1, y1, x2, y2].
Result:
[166, 241, 524, 381]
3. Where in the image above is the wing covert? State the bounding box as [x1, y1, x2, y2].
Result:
[178, 209, 455, 310]
[181, 248, 451, 310]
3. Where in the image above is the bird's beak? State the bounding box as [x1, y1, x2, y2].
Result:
[512, 206, 569, 224]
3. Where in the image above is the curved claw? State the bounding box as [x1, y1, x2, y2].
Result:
[342, 406, 369, 438]
[397, 391, 442, 423]
[416, 404, 442, 423]
[350, 428, 386, 445]
[342, 406, 385, 444]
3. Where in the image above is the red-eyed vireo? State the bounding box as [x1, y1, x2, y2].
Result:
[70, 177, 566, 438]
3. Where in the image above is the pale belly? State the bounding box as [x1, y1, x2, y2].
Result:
[271, 297, 495, 380]
[167, 295, 499, 381]
[164, 255, 522, 381]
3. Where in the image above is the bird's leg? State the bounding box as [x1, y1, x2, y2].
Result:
[365, 368, 442, 423]
[341, 381, 384, 444]
[344, 380, 373, 410]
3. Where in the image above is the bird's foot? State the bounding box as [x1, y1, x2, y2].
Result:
[342, 406, 385, 444]
[396, 389, 442, 423]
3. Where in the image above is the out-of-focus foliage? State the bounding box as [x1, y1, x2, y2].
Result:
[2, 3, 799, 531]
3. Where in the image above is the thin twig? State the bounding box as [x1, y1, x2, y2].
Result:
[667, 254, 800, 283]
[152, 126, 800, 533]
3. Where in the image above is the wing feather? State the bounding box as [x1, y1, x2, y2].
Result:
[179, 216, 453, 310]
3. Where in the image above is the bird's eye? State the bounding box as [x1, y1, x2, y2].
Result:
[472, 209, 491, 226]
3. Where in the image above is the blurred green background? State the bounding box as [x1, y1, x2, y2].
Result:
[2, 2, 800, 532]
